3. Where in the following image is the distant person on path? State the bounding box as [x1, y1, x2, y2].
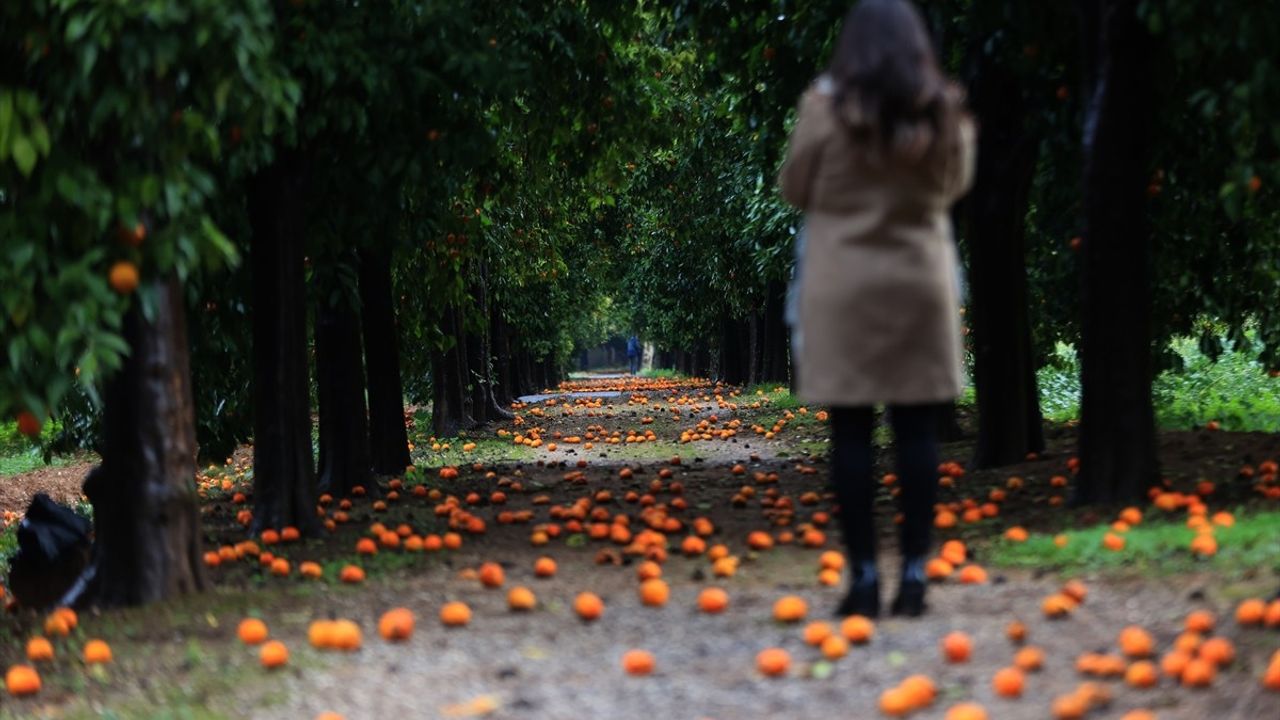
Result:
[779, 0, 974, 617]
[626, 335, 641, 375]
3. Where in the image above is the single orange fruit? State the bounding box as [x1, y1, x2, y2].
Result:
[992, 666, 1024, 697]
[635, 560, 662, 581]
[621, 649, 655, 676]
[533, 557, 557, 577]
[478, 562, 505, 588]
[1125, 660, 1158, 688]
[1236, 598, 1266, 625]
[574, 592, 604, 621]
[508, 586, 537, 611]
[378, 608, 415, 642]
[330, 620, 361, 651]
[840, 615, 875, 644]
[1184, 610, 1215, 634]
[879, 687, 912, 715]
[1118, 625, 1154, 658]
[237, 618, 269, 645]
[1198, 636, 1235, 666]
[5, 665, 41, 696]
[697, 587, 729, 614]
[440, 602, 472, 627]
[772, 595, 808, 623]
[1013, 646, 1045, 672]
[25, 637, 54, 663]
[82, 639, 112, 664]
[108, 261, 140, 294]
[260, 640, 289, 669]
[1005, 620, 1028, 644]
[941, 631, 972, 663]
[756, 647, 790, 677]
[639, 578, 670, 607]
[898, 674, 936, 709]
[820, 634, 849, 659]
[803, 621, 834, 646]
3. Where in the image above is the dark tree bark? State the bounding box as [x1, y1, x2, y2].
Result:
[469, 268, 514, 422]
[432, 304, 475, 437]
[543, 356, 560, 388]
[315, 283, 374, 497]
[358, 247, 410, 476]
[719, 316, 749, 385]
[465, 320, 488, 425]
[747, 312, 762, 385]
[692, 345, 711, 378]
[61, 276, 206, 608]
[760, 281, 791, 384]
[1074, 0, 1158, 504]
[246, 156, 318, 534]
[492, 311, 515, 406]
[965, 46, 1046, 468]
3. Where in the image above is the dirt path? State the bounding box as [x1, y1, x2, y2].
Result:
[2, 382, 1278, 719]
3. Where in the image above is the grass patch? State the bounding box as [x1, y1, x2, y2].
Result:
[409, 435, 535, 470]
[0, 419, 90, 477]
[740, 384, 801, 410]
[639, 368, 684, 379]
[988, 509, 1280, 576]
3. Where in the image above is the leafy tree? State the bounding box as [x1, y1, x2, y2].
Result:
[0, 0, 296, 605]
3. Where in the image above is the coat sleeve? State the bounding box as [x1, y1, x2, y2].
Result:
[942, 116, 977, 203]
[778, 90, 829, 208]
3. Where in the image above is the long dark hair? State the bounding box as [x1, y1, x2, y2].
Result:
[828, 0, 958, 161]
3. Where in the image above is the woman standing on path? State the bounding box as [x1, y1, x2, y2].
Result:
[779, 0, 975, 617]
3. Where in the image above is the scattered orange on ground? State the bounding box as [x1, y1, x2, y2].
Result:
[756, 647, 790, 677]
[621, 649, 655, 676]
[378, 608, 415, 642]
[260, 640, 289, 669]
[237, 618, 269, 645]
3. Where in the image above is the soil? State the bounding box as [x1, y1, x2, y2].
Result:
[0, 459, 93, 520]
[1, 381, 1278, 719]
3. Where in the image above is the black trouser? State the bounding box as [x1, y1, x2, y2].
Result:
[829, 405, 939, 562]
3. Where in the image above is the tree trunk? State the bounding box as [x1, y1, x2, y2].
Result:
[1074, 0, 1158, 504]
[747, 312, 762, 385]
[466, 322, 488, 424]
[359, 247, 410, 476]
[61, 276, 206, 608]
[965, 46, 1046, 468]
[492, 311, 514, 406]
[246, 155, 318, 534]
[315, 286, 374, 497]
[761, 281, 791, 384]
[432, 304, 475, 437]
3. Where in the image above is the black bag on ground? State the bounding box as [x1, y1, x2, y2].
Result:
[7, 493, 92, 609]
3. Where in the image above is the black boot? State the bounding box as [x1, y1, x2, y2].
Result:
[890, 556, 927, 617]
[836, 559, 880, 617]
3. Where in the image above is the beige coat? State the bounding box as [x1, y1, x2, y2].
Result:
[780, 78, 975, 407]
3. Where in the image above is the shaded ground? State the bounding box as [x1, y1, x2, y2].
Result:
[1, 380, 1278, 719]
[0, 460, 92, 522]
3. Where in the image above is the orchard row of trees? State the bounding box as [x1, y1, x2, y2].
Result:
[603, 0, 1280, 504]
[1, 1, 1277, 607]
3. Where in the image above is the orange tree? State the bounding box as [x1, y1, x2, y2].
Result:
[390, 1, 661, 436]
[238, 0, 554, 523]
[0, 0, 296, 605]
[1068, 0, 1280, 503]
